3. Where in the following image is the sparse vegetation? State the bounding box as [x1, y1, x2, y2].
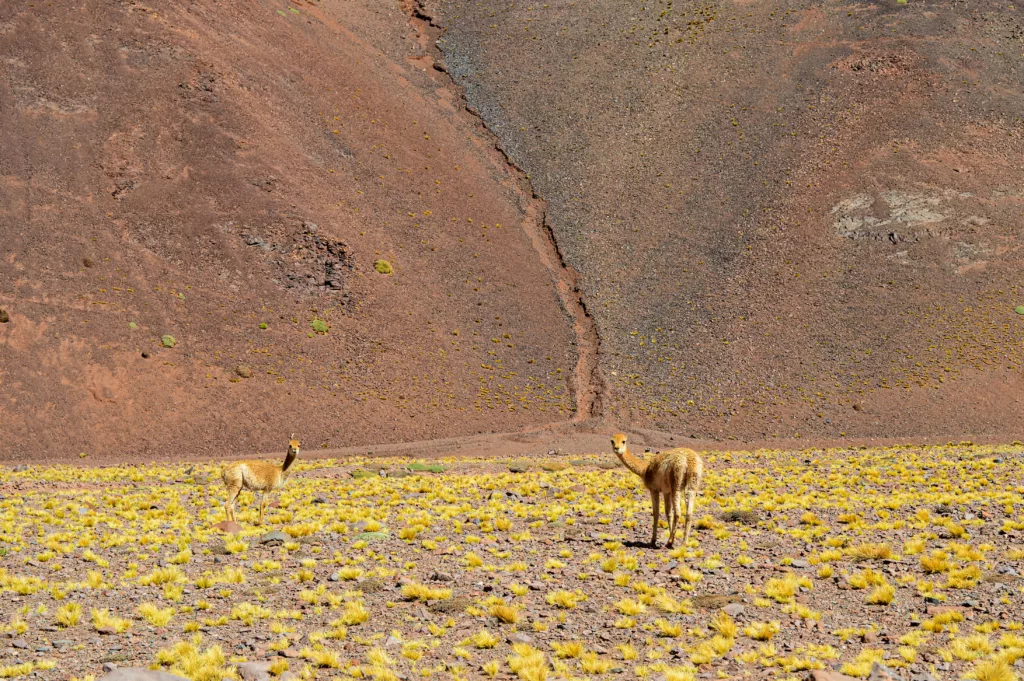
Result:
[0, 443, 1021, 680]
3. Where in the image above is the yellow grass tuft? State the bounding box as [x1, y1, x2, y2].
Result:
[709, 611, 738, 639]
[615, 598, 646, 616]
[968, 658, 1017, 681]
[866, 584, 896, 605]
[744, 621, 781, 640]
[655, 618, 683, 637]
[338, 601, 370, 626]
[401, 582, 452, 601]
[846, 543, 895, 561]
[489, 603, 520, 624]
[139, 566, 186, 586]
[545, 590, 585, 609]
[91, 608, 131, 633]
[848, 568, 888, 589]
[472, 630, 499, 648]
[137, 603, 175, 627]
[56, 603, 82, 628]
[551, 641, 585, 658]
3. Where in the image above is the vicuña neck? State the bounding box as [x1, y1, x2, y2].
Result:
[616, 447, 647, 477]
[282, 449, 297, 474]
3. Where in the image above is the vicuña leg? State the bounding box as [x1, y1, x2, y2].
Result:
[650, 490, 660, 548]
[682, 490, 696, 547]
[667, 491, 682, 548]
[225, 486, 242, 522]
[257, 493, 266, 525]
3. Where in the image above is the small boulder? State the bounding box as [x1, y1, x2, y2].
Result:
[722, 603, 745, 617]
[97, 671, 190, 681]
[235, 365, 253, 379]
[867, 662, 900, 681]
[810, 671, 859, 681]
[260, 530, 289, 545]
[237, 661, 273, 681]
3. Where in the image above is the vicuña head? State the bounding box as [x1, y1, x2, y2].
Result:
[221, 435, 301, 526]
[611, 432, 628, 456]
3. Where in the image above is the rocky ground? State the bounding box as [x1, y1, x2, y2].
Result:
[1, 443, 1022, 681]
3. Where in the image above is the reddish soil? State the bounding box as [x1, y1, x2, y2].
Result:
[2, 0, 1024, 461]
[432, 0, 1024, 442]
[0, 0, 582, 461]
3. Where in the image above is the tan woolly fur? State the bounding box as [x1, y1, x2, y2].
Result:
[222, 436, 301, 525]
[610, 433, 704, 548]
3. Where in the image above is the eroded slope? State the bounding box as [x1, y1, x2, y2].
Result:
[434, 0, 1024, 440]
[0, 0, 578, 459]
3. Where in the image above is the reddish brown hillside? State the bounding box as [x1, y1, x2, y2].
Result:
[434, 0, 1024, 442]
[0, 0, 582, 460]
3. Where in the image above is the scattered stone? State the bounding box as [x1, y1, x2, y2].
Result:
[102, 663, 119, 673]
[11, 639, 27, 649]
[212, 520, 243, 534]
[329, 572, 340, 582]
[431, 572, 454, 582]
[97, 626, 118, 635]
[0, 309, 7, 324]
[509, 633, 533, 644]
[97, 671, 190, 681]
[235, 365, 253, 379]
[791, 559, 811, 568]
[867, 662, 900, 681]
[260, 530, 289, 545]
[237, 662, 272, 681]
[810, 671, 858, 681]
[12, 465, 28, 473]
[723, 603, 745, 617]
